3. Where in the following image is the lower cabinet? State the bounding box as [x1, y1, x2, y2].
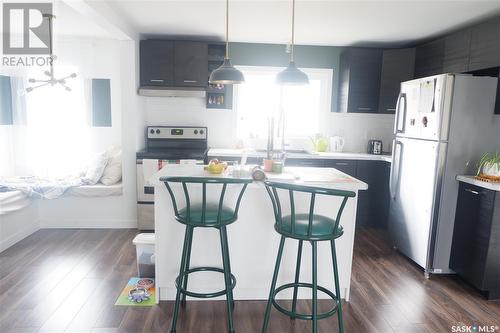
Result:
[322, 159, 390, 229]
[208, 155, 391, 229]
[450, 182, 500, 300]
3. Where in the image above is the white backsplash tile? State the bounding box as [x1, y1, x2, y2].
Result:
[144, 97, 395, 154]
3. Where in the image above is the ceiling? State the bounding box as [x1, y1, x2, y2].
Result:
[103, 0, 500, 46]
[53, 2, 116, 39]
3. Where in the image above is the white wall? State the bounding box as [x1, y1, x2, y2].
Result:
[144, 96, 395, 153]
[1, 38, 142, 230]
[37, 38, 141, 228]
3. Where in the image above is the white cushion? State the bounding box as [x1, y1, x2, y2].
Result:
[100, 148, 122, 185]
[83, 151, 109, 185]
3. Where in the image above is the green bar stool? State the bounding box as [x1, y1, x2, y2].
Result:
[162, 176, 252, 333]
[261, 181, 356, 333]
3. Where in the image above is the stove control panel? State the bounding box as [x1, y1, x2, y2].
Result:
[147, 126, 207, 140]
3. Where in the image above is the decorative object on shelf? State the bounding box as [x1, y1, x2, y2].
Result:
[477, 151, 500, 180]
[128, 287, 151, 303]
[276, 0, 309, 85]
[21, 14, 77, 95]
[209, 0, 244, 85]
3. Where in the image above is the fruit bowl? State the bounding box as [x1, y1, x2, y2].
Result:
[205, 159, 228, 174]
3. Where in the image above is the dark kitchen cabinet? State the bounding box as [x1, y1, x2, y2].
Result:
[414, 38, 445, 78]
[338, 48, 383, 113]
[285, 158, 325, 168]
[378, 48, 415, 113]
[140, 40, 174, 87]
[324, 159, 356, 176]
[354, 160, 391, 228]
[450, 182, 500, 300]
[443, 29, 471, 73]
[173, 41, 208, 87]
[469, 17, 500, 71]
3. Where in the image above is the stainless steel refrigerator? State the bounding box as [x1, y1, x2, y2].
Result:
[389, 74, 500, 277]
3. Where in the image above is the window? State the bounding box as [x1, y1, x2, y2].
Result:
[234, 66, 332, 142]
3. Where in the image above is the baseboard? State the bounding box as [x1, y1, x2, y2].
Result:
[39, 219, 137, 229]
[0, 223, 40, 253]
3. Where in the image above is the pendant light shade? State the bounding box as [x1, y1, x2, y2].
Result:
[209, 58, 245, 84]
[277, 0, 309, 85]
[276, 61, 309, 85]
[209, 0, 244, 85]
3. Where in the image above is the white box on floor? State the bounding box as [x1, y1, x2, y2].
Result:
[133, 233, 155, 278]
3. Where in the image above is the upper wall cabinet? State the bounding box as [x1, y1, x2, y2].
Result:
[140, 40, 175, 87]
[443, 29, 471, 73]
[414, 38, 444, 78]
[140, 40, 208, 88]
[469, 17, 500, 71]
[378, 48, 415, 113]
[338, 48, 383, 113]
[173, 42, 208, 87]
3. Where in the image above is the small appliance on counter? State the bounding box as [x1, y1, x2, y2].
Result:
[367, 140, 383, 154]
[330, 136, 345, 152]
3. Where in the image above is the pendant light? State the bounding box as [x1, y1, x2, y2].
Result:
[21, 14, 77, 95]
[276, 0, 309, 85]
[209, 0, 244, 85]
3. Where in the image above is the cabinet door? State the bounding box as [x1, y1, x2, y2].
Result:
[378, 48, 416, 113]
[450, 183, 495, 290]
[174, 41, 208, 87]
[347, 48, 383, 113]
[140, 40, 174, 86]
[469, 17, 500, 71]
[285, 158, 325, 168]
[414, 38, 444, 78]
[443, 29, 471, 73]
[324, 159, 356, 176]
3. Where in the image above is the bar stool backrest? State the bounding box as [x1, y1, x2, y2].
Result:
[264, 181, 356, 238]
[163, 177, 253, 226]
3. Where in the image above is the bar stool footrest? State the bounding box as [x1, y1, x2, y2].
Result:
[271, 282, 339, 320]
[175, 266, 236, 299]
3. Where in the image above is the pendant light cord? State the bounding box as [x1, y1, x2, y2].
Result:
[225, 0, 229, 59]
[46, 14, 55, 80]
[290, 0, 295, 62]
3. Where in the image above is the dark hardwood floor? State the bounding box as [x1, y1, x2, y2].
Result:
[0, 228, 499, 332]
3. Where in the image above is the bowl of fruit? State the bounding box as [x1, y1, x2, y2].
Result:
[205, 159, 228, 174]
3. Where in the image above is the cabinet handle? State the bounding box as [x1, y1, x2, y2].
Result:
[335, 162, 349, 166]
[386, 108, 396, 111]
[183, 80, 197, 83]
[465, 188, 480, 195]
[358, 107, 372, 111]
[150, 79, 164, 82]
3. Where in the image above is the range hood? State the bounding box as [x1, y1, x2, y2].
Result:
[138, 87, 207, 98]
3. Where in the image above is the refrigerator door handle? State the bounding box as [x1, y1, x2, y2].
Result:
[394, 93, 407, 134]
[389, 140, 403, 199]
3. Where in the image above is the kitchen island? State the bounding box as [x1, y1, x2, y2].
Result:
[151, 164, 368, 303]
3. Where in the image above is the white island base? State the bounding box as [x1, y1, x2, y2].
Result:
[152, 165, 368, 303]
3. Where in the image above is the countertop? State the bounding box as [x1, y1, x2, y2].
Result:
[456, 175, 500, 192]
[208, 148, 392, 163]
[152, 164, 368, 191]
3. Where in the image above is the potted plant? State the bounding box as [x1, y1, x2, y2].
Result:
[477, 151, 500, 178]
